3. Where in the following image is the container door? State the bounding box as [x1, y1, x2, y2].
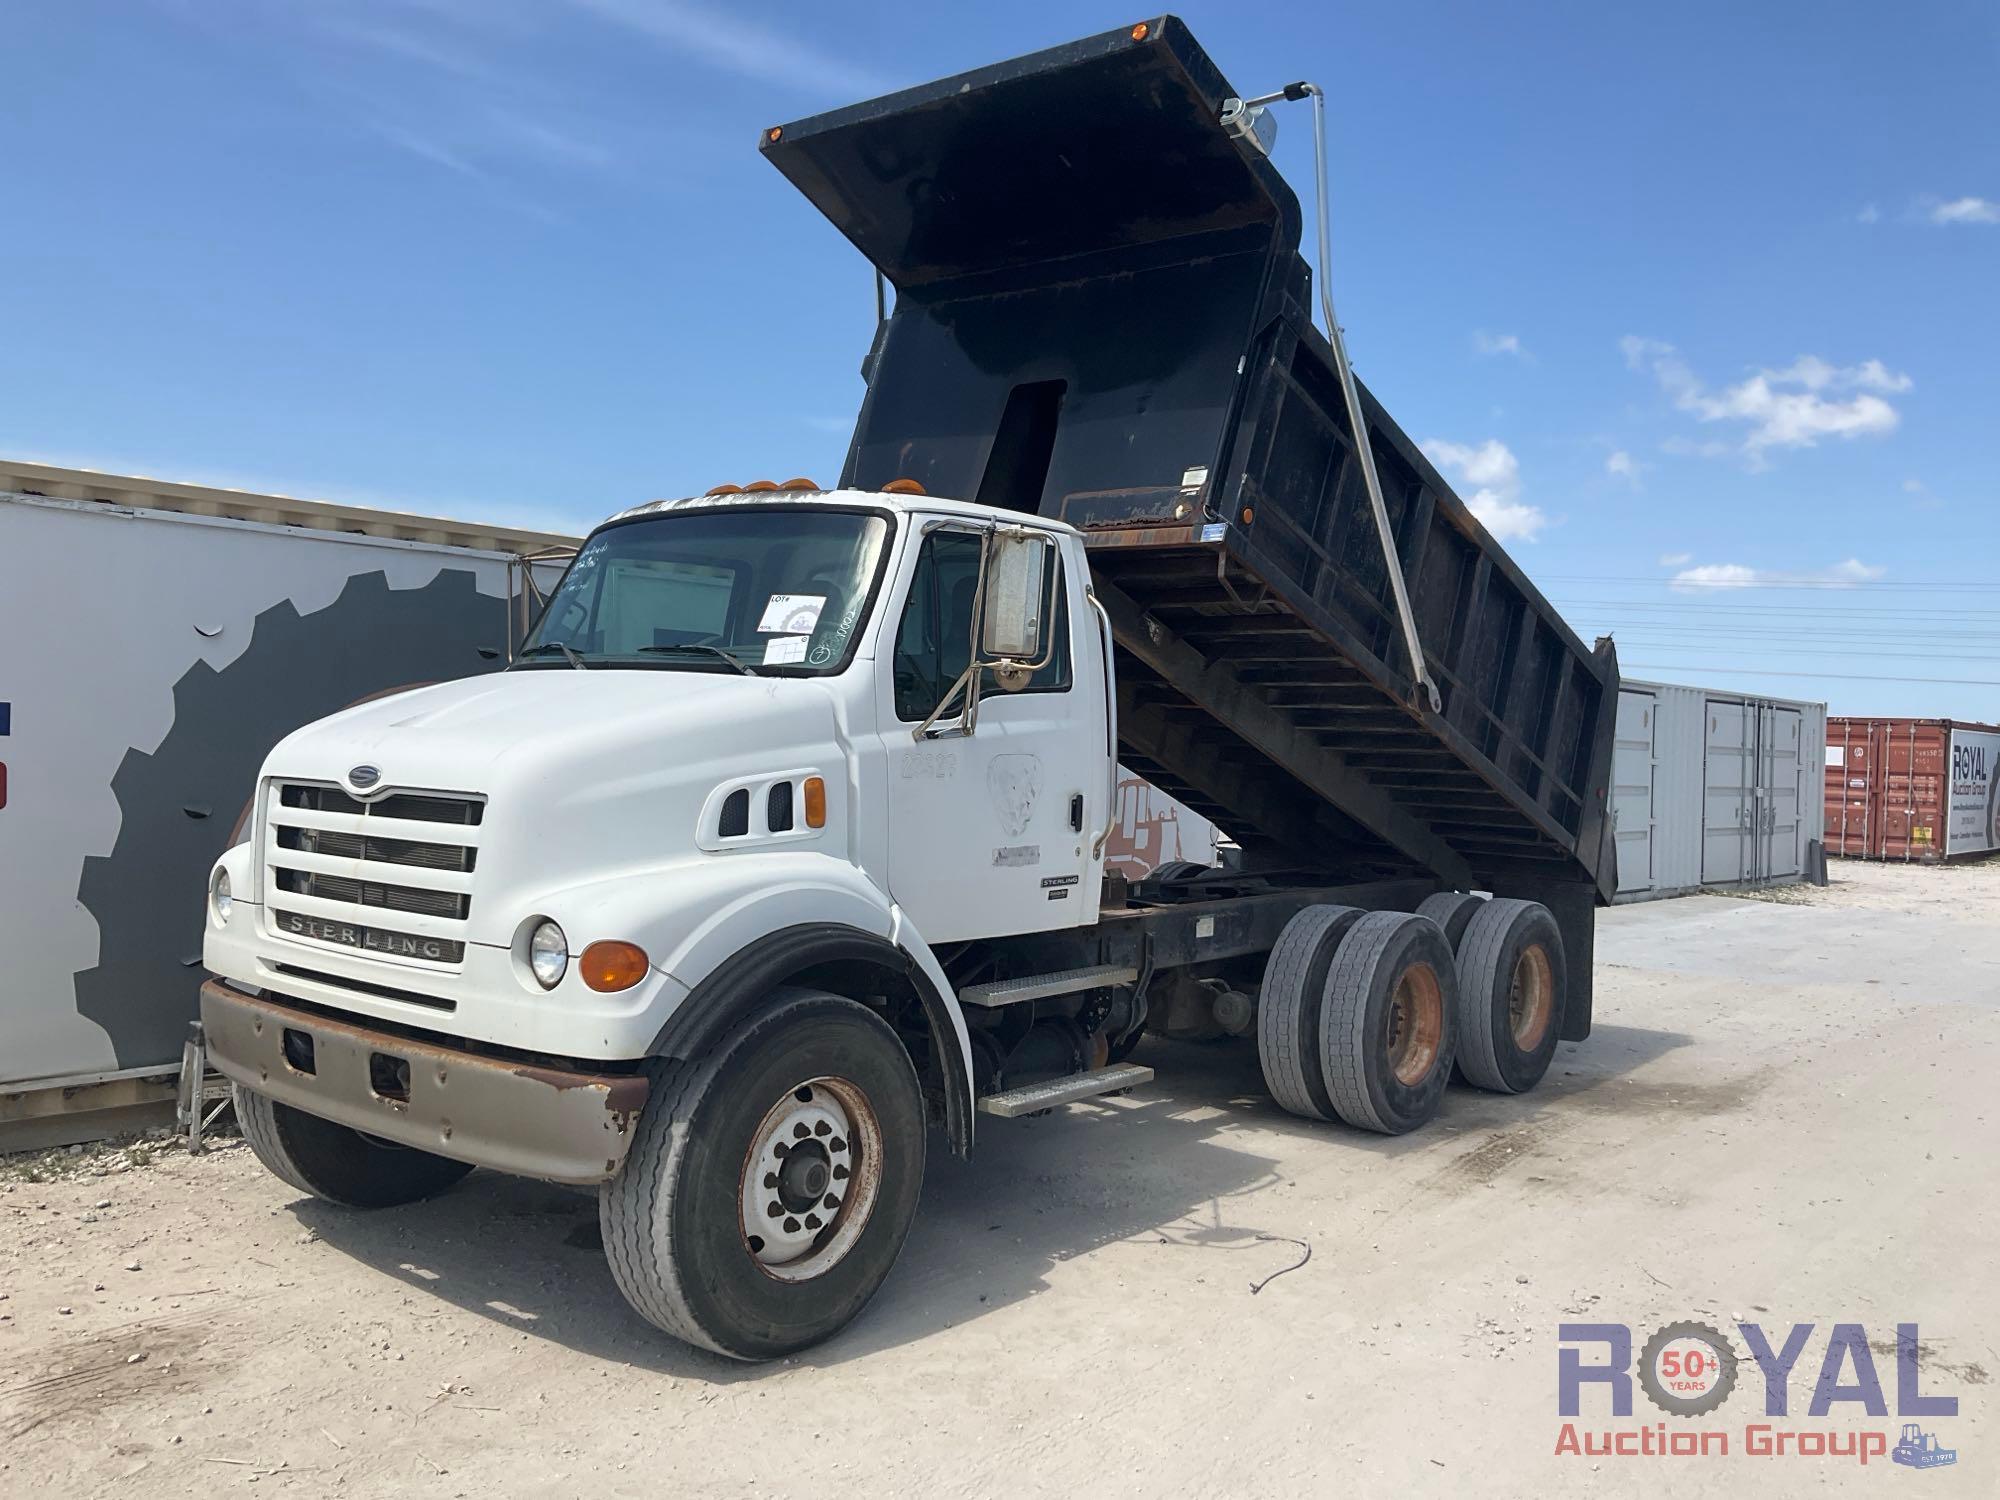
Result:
[1702, 700, 1752, 884]
[1866, 721, 1890, 858]
[1762, 705, 1803, 880]
[1611, 690, 1657, 894]
[1825, 720, 1868, 857]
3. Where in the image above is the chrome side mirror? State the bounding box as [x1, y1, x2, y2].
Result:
[979, 529, 1051, 664]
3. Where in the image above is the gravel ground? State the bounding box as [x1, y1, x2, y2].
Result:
[2, 859, 1994, 1497]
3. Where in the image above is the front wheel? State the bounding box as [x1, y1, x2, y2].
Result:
[600, 988, 926, 1361]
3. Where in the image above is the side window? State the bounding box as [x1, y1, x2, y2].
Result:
[892, 531, 1071, 722]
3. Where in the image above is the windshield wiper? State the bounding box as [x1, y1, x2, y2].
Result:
[636, 643, 756, 676]
[518, 641, 589, 670]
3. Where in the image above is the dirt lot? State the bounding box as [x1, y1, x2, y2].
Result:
[3, 859, 1994, 1497]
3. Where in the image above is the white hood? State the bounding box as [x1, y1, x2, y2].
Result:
[260, 667, 851, 946]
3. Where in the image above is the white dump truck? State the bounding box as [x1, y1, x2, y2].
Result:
[199, 19, 1619, 1359]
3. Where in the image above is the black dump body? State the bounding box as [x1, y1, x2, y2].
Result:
[764, 16, 1619, 912]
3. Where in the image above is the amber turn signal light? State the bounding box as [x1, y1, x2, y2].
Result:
[803, 777, 827, 829]
[579, 940, 650, 993]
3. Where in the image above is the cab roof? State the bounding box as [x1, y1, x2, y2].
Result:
[606, 487, 1079, 536]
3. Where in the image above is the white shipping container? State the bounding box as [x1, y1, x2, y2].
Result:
[0, 463, 571, 1091]
[1611, 678, 1827, 902]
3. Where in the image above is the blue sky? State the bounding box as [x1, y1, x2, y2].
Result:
[5, 1, 1997, 717]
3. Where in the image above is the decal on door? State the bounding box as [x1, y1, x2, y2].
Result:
[993, 845, 1041, 867]
[987, 752, 1043, 836]
[899, 747, 957, 780]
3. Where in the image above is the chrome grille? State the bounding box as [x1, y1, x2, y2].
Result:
[264, 780, 483, 969]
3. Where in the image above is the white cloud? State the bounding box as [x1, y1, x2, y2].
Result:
[1620, 337, 1910, 462]
[1669, 558, 1885, 592]
[1759, 355, 1911, 394]
[1857, 202, 1880, 224]
[1657, 551, 1693, 567]
[1473, 331, 1527, 359]
[1605, 449, 1637, 481]
[1929, 196, 2000, 226]
[1902, 477, 1944, 511]
[563, 0, 889, 96]
[1420, 437, 1546, 542]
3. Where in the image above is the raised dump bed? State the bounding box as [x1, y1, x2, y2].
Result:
[764, 16, 1618, 911]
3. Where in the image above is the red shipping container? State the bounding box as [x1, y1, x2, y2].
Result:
[1825, 717, 2000, 862]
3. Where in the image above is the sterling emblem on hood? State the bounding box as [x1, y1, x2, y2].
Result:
[348, 764, 382, 791]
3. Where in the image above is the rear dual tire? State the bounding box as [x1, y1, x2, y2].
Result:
[1319, 912, 1459, 1135]
[1259, 907, 1459, 1136]
[1451, 897, 1566, 1094]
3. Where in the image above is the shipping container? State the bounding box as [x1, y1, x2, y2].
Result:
[1824, 717, 2000, 862]
[0, 461, 572, 1109]
[1611, 679, 1826, 902]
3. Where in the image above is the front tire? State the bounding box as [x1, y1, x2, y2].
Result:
[234, 1086, 474, 1207]
[600, 988, 926, 1361]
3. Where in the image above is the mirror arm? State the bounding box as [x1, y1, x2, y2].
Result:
[1086, 583, 1117, 860]
[911, 662, 977, 742]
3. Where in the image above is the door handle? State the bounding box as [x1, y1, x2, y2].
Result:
[1068, 793, 1085, 833]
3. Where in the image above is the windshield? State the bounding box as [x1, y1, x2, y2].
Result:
[521, 508, 893, 673]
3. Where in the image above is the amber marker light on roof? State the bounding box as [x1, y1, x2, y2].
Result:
[882, 478, 926, 495]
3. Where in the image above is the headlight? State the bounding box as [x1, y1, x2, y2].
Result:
[528, 920, 568, 989]
[211, 868, 233, 924]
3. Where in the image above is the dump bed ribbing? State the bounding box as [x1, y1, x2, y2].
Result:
[763, 15, 1619, 906]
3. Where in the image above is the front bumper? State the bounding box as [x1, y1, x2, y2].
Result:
[201, 981, 648, 1185]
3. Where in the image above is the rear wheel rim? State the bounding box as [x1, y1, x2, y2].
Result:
[1509, 944, 1555, 1051]
[1385, 962, 1444, 1086]
[738, 1076, 882, 1282]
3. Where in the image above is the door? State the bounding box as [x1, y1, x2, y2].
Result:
[1611, 690, 1657, 895]
[876, 524, 1105, 943]
[1762, 705, 1803, 880]
[1702, 700, 1752, 884]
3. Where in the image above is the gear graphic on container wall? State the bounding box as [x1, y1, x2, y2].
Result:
[1637, 1319, 1740, 1418]
[74, 568, 508, 1069]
